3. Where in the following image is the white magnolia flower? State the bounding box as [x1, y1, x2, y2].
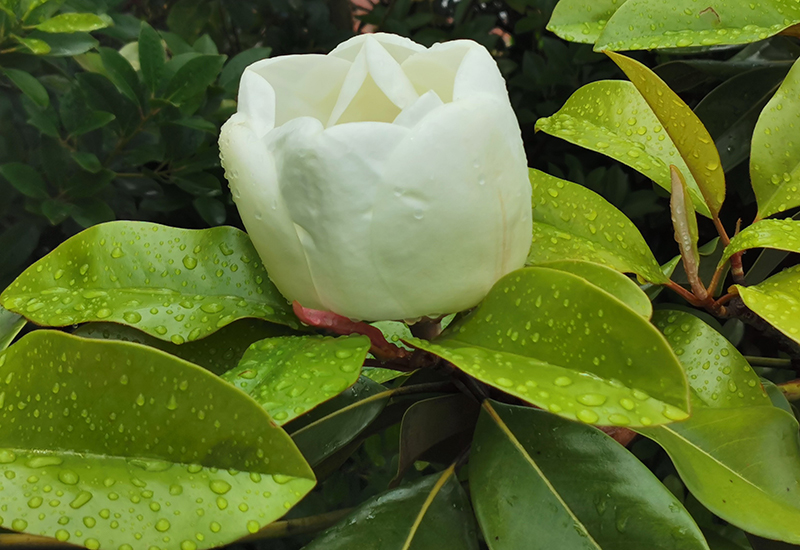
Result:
[219, 33, 531, 321]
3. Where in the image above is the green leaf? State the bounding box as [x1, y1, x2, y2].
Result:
[596, 0, 800, 52]
[12, 33, 51, 54]
[69, 110, 116, 137]
[219, 47, 272, 92]
[546, 0, 626, 44]
[75, 319, 296, 375]
[2, 68, 48, 108]
[720, 219, 800, 268]
[0, 306, 25, 351]
[69, 198, 116, 228]
[98, 46, 141, 107]
[527, 169, 667, 284]
[536, 80, 711, 217]
[736, 265, 800, 346]
[34, 12, 111, 33]
[471, 400, 709, 550]
[1, 221, 298, 342]
[138, 21, 165, 93]
[0, 162, 49, 199]
[193, 196, 226, 225]
[751, 57, 800, 220]
[175, 172, 221, 197]
[162, 54, 226, 104]
[641, 310, 800, 544]
[169, 116, 217, 134]
[304, 468, 478, 550]
[407, 267, 690, 428]
[41, 198, 71, 225]
[536, 260, 652, 318]
[607, 52, 725, 217]
[0, 330, 315, 549]
[0, 222, 41, 286]
[222, 335, 370, 425]
[30, 31, 98, 56]
[71, 152, 102, 173]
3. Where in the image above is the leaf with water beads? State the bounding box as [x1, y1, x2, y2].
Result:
[470, 400, 709, 550]
[736, 265, 800, 346]
[222, 335, 370, 425]
[527, 169, 668, 284]
[1, 221, 298, 344]
[640, 310, 800, 544]
[0, 331, 315, 550]
[595, 0, 800, 52]
[0, 306, 25, 352]
[751, 57, 800, 219]
[719, 219, 800, 268]
[407, 267, 690, 428]
[546, 0, 628, 44]
[535, 81, 710, 217]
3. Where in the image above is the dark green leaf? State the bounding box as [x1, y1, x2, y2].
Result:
[2, 68, 48, 108]
[0, 306, 25, 351]
[169, 116, 217, 134]
[98, 46, 141, 107]
[70, 152, 102, 173]
[11, 33, 51, 54]
[64, 169, 115, 198]
[41, 198, 71, 225]
[163, 54, 226, 104]
[138, 21, 165, 93]
[193, 196, 226, 225]
[175, 172, 221, 197]
[0, 162, 49, 199]
[69, 198, 115, 227]
[219, 47, 272, 92]
[30, 31, 98, 56]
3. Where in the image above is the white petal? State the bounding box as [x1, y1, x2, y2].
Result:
[240, 55, 351, 132]
[393, 90, 444, 128]
[452, 44, 508, 101]
[330, 32, 425, 64]
[219, 113, 323, 310]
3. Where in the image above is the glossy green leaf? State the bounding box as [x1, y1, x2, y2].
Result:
[537, 260, 652, 318]
[34, 12, 111, 33]
[1, 221, 298, 343]
[720, 219, 800, 267]
[362, 366, 406, 384]
[546, 0, 627, 44]
[0, 330, 315, 550]
[304, 467, 478, 550]
[527, 170, 667, 284]
[408, 267, 689, 428]
[2, 68, 48, 108]
[98, 46, 141, 107]
[596, 0, 800, 52]
[163, 54, 226, 104]
[0, 162, 48, 199]
[0, 306, 25, 351]
[751, 58, 800, 220]
[641, 310, 800, 543]
[608, 52, 725, 217]
[12, 34, 51, 54]
[536, 81, 710, 216]
[222, 335, 370, 425]
[138, 22, 165, 93]
[289, 377, 389, 467]
[471, 400, 709, 550]
[32, 31, 98, 56]
[74, 319, 295, 376]
[736, 265, 800, 346]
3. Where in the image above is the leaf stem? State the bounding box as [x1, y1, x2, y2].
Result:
[778, 379, 800, 401]
[666, 280, 705, 306]
[743, 356, 797, 369]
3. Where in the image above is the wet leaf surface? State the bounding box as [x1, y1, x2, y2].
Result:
[736, 265, 800, 346]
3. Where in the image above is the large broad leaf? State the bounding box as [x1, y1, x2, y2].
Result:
[1, 221, 298, 342]
[607, 52, 725, 217]
[407, 267, 690, 428]
[304, 467, 478, 550]
[0, 331, 315, 550]
[536, 81, 710, 216]
[527, 169, 667, 284]
[547, 0, 628, 44]
[751, 58, 800, 220]
[471, 400, 709, 550]
[736, 266, 800, 346]
[595, 0, 800, 52]
[641, 310, 800, 543]
[222, 335, 371, 425]
[0, 306, 25, 351]
[719, 219, 800, 267]
[74, 319, 295, 375]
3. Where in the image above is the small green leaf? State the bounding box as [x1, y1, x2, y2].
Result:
[219, 47, 272, 92]
[11, 33, 51, 54]
[407, 267, 690, 428]
[169, 116, 217, 134]
[641, 311, 800, 544]
[596, 0, 800, 52]
[736, 265, 800, 346]
[0, 330, 315, 550]
[546, 0, 627, 44]
[98, 46, 141, 107]
[304, 467, 478, 550]
[0, 162, 49, 199]
[2, 68, 48, 108]
[720, 219, 800, 268]
[607, 52, 725, 217]
[30, 30, 98, 56]
[193, 196, 226, 225]
[138, 21, 165, 93]
[69, 198, 115, 228]
[0, 306, 25, 351]
[222, 335, 370, 425]
[69, 110, 116, 137]
[751, 57, 800, 220]
[163, 54, 226, 104]
[537, 260, 652, 318]
[536, 80, 710, 217]
[175, 172, 221, 197]
[34, 12, 111, 33]
[527, 169, 667, 284]
[1, 221, 298, 342]
[71, 152, 102, 173]
[471, 400, 709, 550]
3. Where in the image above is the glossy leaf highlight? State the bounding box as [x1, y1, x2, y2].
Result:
[719, 219, 800, 267]
[547, 0, 627, 44]
[737, 265, 800, 346]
